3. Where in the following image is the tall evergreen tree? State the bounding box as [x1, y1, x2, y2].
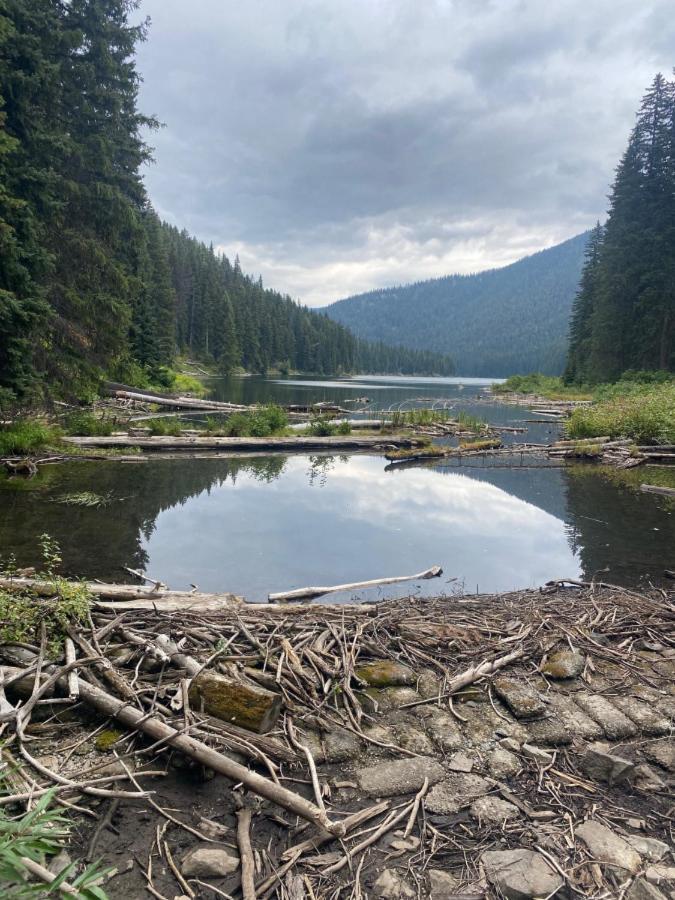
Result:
[564, 222, 603, 383]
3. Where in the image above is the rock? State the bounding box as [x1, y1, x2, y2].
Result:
[488, 747, 521, 779]
[644, 739, 675, 772]
[322, 726, 363, 762]
[188, 671, 281, 734]
[500, 737, 521, 752]
[614, 697, 671, 736]
[580, 743, 635, 785]
[425, 774, 492, 814]
[576, 820, 641, 875]
[355, 661, 415, 688]
[624, 835, 670, 863]
[181, 846, 239, 878]
[417, 669, 442, 699]
[369, 687, 421, 711]
[522, 743, 554, 764]
[425, 711, 463, 751]
[482, 849, 564, 899]
[48, 851, 73, 877]
[633, 764, 667, 792]
[493, 677, 546, 720]
[388, 832, 420, 852]
[428, 869, 459, 898]
[627, 880, 669, 900]
[371, 868, 416, 898]
[470, 795, 519, 822]
[459, 701, 527, 746]
[196, 817, 230, 840]
[572, 693, 638, 740]
[645, 866, 675, 885]
[447, 752, 474, 772]
[541, 649, 585, 679]
[393, 723, 435, 755]
[545, 693, 604, 740]
[355, 756, 445, 797]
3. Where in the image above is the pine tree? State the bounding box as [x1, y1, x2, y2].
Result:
[564, 222, 603, 383]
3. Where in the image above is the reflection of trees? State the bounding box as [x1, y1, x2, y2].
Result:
[0, 456, 288, 581]
[561, 466, 673, 586]
[306, 455, 336, 487]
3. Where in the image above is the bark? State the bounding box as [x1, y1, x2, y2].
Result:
[268, 565, 442, 602]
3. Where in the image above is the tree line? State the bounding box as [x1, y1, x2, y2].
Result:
[565, 74, 675, 383]
[0, 1, 453, 405]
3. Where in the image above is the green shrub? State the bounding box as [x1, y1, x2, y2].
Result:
[305, 416, 337, 436]
[337, 420, 352, 435]
[494, 374, 593, 400]
[147, 418, 184, 437]
[0, 421, 59, 456]
[566, 383, 675, 444]
[63, 412, 114, 437]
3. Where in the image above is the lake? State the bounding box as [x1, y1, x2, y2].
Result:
[0, 375, 672, 601]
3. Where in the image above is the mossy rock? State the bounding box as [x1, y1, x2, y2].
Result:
[354, 660, 415, 688]
[541, 650, 585, 680]
[95, 728, 125, 752]
[188, 671, 282, 734]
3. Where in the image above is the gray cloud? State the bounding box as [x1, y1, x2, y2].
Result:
[135, 0, 675, 305]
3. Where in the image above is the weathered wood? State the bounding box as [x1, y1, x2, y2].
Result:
[63, 434, 423, 453]
[640, 483, 675, 497]
[189, 671, 282, 734]
[268, 565, 443, 603]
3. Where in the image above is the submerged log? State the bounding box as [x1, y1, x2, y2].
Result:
[62, 434, 424, 453]
[640, 483, 675, 497]
[268, 565, 443, 603]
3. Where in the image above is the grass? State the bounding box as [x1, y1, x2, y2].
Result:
[204, 405, 290, 438]
[0, 421, 61, 456]
[459, 437, 502, 451]
[51, 491, 116, 508]
[566, 382, 675, 444]
[385, 446, 447, 460]
[304, 416, 352, 437]
[0, 767, 109, 898]
[147, 418, 185, 437]
[493, 374, 593, 401]
[63, 412, 115, 437]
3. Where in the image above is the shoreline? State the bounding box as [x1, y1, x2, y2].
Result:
[0, 581, 672, 898]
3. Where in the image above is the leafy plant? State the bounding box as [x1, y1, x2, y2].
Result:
[51, 492, 115, 508]
[63, 413, 114, 437]
[305, 416, 337, 436]
[0, 769, 109, 898]
[147, 418, 183, 437]
[0, 422, 60, 457]
[566, 382, 675, 444]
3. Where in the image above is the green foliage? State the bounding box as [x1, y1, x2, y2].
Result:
[172, 372, 207, 396]
[327, 232, 589, 376]
[52, 492, 115, 508]
[0, 421, 59, 456]
[0, 769, 109, 898]
[337, 420, 352, 435]
[63, 412, 114, 437]
[565, 74, 675, 383]
[494, 374, 593, 400]
[305, 416, 339, 436]
[147, 419, 184, 437]
[204, 405, 289, 438]
[566, 382, 675, 443]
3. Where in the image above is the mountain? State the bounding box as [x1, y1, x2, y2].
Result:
[325, 232, 590, 377]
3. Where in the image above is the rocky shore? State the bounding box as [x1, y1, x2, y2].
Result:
[0, 581, 673, 898]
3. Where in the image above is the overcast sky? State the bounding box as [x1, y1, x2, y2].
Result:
[135, 0, 674, 306]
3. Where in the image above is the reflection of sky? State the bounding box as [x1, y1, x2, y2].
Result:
[143, 455, 581, 601]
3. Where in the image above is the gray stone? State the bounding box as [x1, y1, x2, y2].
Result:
[573, 693, 638, 740]
[425, 774, 492, 814]
[543, 693, 604, 741]
[526, 714, 573, 746]
[500, 737, 521, 752]
[323, 726, 363, 762]
[417, 669, 443, 699]
[356, 756, 445, 797]
[372, 687, 421, 711]
[522, 743, 554, 764]
[447, 752, 474, 772]
[393, 723, 435, 755]
[355, 661, 415, 688]
[482, 849, 564, 899]
[644, 739, 675, 772]
[48, 851, 73, 877]
[428, 869, 459, 899]
[580, 743, 636, 785]
[576, 821, 641, 875]
[181, 846, 239, 878]
[614, 697, 671, 736]
[493, 677, 546, 720]
[470, 795, 519, 822]
[627, 880, 668, 900]
[196, 817, 230, 840]
[624, 835, 670, 863]
[488, 747, 521, 779]
[645, 866, 675, 886]
[371, 868, 415, 899]
[541, 649, 585, 679]
[634, 764, 667, 792]
[425, 711, 463, 751]
[458, 701, 527, 746]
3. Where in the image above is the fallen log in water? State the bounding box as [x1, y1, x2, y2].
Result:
[62, 434, 424, 453]
[640, 483, 675, 497]
[268, 565, 442, 602]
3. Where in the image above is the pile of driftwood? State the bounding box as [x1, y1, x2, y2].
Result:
[0, 577, 672, 897]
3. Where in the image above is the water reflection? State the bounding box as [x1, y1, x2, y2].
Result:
[1, 450, 671, 601]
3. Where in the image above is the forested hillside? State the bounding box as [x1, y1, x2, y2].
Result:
[326, 233, 589, 376]
[0, 1, 453, 405]
[565, 74, 675, 383]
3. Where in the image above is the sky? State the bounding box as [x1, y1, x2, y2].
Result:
[134, 0, 675, 306]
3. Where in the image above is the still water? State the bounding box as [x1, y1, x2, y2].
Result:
[0, 376, 672, 601]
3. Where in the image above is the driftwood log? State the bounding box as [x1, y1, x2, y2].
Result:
[62, 434, 424, 453]
[268, 565, 443, 602]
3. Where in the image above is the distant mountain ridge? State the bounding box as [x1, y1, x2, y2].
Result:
[325, 232, 590, 376]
